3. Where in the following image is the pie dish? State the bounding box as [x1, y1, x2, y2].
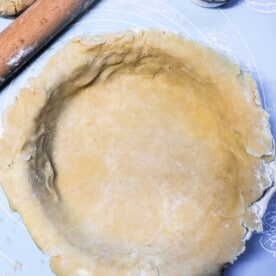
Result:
[0, 30, 273, 275]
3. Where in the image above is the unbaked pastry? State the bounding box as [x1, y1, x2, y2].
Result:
[0, 0, 36, 16]
[0, 30, 273, 276]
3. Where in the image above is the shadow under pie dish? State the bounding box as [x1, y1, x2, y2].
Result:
[0, 30, 274, 275]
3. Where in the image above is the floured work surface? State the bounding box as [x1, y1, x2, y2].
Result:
[0, 30, 273, 275]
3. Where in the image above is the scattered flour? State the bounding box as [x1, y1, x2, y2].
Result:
[7, 47, 34, 67]
[0, 123, 3, 139]
[204, 30, 239, 63]
[252, 161, 276, 221]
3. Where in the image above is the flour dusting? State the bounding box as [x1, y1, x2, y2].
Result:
[7, 47, 34, 67]
[204, 30, 239, 63]
[0, 123, 3, 139]
[252, 161, 276, 220]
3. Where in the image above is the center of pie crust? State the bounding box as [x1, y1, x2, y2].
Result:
[55, 70, 241, 243]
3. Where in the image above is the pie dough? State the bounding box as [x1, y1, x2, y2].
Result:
[0, 30, 274, 276]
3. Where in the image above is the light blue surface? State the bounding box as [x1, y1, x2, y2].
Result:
[0, 0, 276, 275]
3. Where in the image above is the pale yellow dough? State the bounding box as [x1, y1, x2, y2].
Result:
[0, 0, 36, 16]
[0, 30, 273, 276]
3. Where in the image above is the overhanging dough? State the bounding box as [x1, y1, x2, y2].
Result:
[0, 30, 273, 276]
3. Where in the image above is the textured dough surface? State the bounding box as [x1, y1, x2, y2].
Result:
[0, 30, 273, 276]
[0, 0, 36, 16]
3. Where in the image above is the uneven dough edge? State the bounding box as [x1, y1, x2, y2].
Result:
[0, 30, 274, 275]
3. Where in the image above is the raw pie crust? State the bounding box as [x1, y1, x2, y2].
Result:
[0, 30, 273, 275]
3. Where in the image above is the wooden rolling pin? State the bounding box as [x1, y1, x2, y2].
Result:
[0, 0, 96, 88]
